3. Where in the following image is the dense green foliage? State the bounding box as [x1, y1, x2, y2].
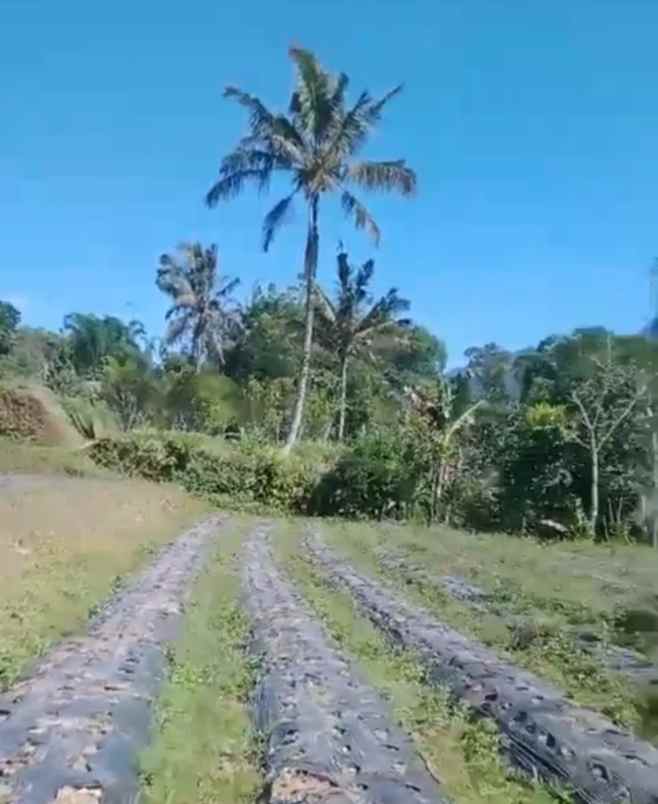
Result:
[90, 433, 321, 513]
[0, 301, 21, 356]
[2, 289, 657, 543]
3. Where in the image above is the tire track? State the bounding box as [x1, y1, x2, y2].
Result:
[243, 530, 449, 804]
[307, 533, 658, 804]
[0, 515, 223, 804]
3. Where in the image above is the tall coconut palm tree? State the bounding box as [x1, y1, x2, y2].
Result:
[156, 242, 240, 372]
[314, 249, 410, 441]
[206, 46, 416, 453]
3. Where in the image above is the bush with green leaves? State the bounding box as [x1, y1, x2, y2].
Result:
[496, 406, 581, 535]
[312, 429, 419, 519]
[186, 443, 316, 511]
[163, 369, 244, 435]
[90, 433, 192, 481]
[90, 433, 319, 513]
[61, 395, 119, 440]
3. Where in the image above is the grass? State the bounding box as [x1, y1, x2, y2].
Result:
[319, 520, 641, 729]
[0, 436, 109, 476]
[140, 520, 262, 804]
[369, 521, 658, 636]
[272, 524, 565, 804]
[0, 472, 207, 688]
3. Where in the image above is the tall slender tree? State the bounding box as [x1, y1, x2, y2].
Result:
[156, 242, 240, 372]
[206, 46, 416, 453]
[570, 359, 648, 536]
[314, 250, 409, 440]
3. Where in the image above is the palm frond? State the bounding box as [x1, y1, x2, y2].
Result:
[341, 191, 381, 245]
[217, 276, 241, 298]
[348, 160, 416, 195]
[357, 289, 410, 334]
[233, 130, 303, 170]
[355, 259, 375, 298]
[156, 259, 193, 302]
[164, 311, 193, 345]
[206, 168, 272, 206]
[204, 325, 227, 367]
[328, 91, 373, 158]
[220, 148, 278, 174]
[326, 85, 401, 160]
[269, 116, 307, 161]
[288, 46, 335, 142]
[262, 194, 296, 252]
[330, 73, 349, 114]
[163, 294, 196, 314]
[223, 86, 276, 136]
[313, 282, 337, 325]
[364, 84, 403, 124]
[336, 251, 352, 291]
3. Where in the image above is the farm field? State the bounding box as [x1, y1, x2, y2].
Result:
[2, 486, 658, 803]
[319, 521, 658, 733]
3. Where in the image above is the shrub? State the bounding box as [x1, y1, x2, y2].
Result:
[61, 396, 119, 440]
[312, 430, 417, 519]
[90, 434, 191, 481]
[163, 371, 244, 435]
[89, 433, 319, 513]
[101, 357, 159, 431]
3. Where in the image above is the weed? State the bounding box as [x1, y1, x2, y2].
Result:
[140, 523, 262, 804]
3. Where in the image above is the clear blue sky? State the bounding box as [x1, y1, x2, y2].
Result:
[2, 0, 657, 366]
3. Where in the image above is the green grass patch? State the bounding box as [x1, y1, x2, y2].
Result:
[0, 475, 206, 688]
[272, 524, 565, 804]
[0, 436, 110, 476]
[319, 521, 640, 729]
[140, 521, 263, 804]
[372, 521, 658, 641]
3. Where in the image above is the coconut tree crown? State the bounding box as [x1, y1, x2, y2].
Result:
[206, 47, 416, 249]
[314, 249, 410, 440]
[314, 250, 411, 358]
[156, 242, 240, 370]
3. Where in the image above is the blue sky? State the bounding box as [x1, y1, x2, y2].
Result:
[2, 0, 657, 366]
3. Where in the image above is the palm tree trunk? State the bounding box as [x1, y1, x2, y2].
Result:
[284, 195, 319, 455]
[193, 341, 203, 373]
[337, 354, 349, 442]
[650, 420, 658, 548]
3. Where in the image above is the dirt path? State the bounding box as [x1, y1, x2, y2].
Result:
[0, 516, 222, 804]
[243, 530, 448, 804]
[307, 533, 658, 804]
